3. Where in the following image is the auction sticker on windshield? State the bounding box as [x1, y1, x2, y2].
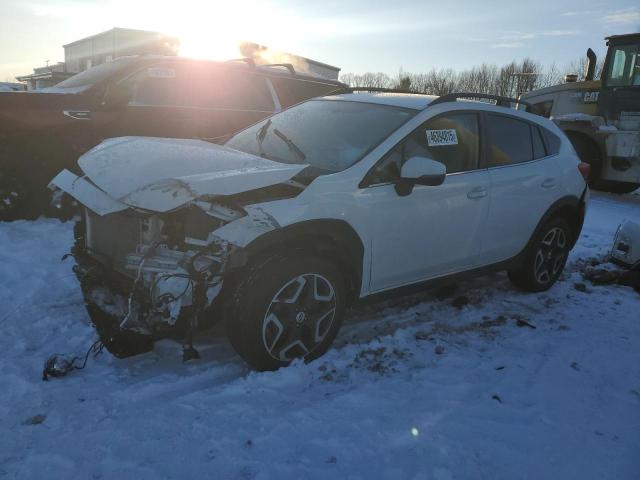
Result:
[426, 129, 458, 146]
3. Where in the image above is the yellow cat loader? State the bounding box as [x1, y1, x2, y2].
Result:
[521, 33, 640, 193]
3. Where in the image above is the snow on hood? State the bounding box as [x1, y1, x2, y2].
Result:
[77, 137, 308, 213]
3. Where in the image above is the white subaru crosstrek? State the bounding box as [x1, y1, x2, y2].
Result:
[51, 90, 590, 370]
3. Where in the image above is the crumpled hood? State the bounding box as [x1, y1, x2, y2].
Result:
[72, 136, 308, 213]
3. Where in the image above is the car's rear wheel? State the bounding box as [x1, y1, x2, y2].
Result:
[226, 253, 346, 371]
[508, 217, 571, 292]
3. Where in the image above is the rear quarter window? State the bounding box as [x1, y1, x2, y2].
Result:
[532, 125, 547, 159]
[541, 128, 561, 155]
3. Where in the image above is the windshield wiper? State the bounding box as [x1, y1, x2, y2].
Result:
[257, 118, 272, 142]
[273, 128, 306, 161]
[254, 119, 272, 158]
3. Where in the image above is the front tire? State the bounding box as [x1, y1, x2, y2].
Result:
[508, 217, 571, 292]
[226, 253, 346, 371]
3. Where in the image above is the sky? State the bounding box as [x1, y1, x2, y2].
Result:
[0, 0, 639, 82]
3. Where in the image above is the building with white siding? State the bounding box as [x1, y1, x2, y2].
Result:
[17, 28, 179, 90]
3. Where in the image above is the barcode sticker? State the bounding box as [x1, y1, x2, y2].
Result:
[426, 129, 458, 146]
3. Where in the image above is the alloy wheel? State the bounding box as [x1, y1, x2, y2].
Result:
[533, 227, 567, 284]
[262, 273, 337, 362]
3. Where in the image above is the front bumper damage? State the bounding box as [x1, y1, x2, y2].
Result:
[72, 214, 245, 359]
[48, 150, 301, 360]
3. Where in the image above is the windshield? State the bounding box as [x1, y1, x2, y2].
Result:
[225, 99, 416, 173]
[54, 57, 136, 89]
[605, 43, 640, 87]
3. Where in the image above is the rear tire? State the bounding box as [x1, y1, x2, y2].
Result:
[508, 217, 571, 292]
[226, 253, 346, 371]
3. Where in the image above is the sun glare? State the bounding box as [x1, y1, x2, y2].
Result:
[154, 1, 287, 61]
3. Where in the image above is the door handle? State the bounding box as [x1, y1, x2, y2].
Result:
[63, 110, 91, 120]
[541, 178, 556, 189]
[467, 186, 488, 199]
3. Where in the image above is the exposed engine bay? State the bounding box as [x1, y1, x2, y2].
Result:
[50, 137, 314, 360]
[73, 205, 236, 358]
[72, 196, 296, 359]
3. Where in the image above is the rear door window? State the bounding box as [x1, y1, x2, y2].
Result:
[486, 114, 534, 167]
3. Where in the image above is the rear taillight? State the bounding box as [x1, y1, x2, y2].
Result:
[578, 162, 591, 181]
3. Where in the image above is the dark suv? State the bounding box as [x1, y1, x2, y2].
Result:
[0, 56, 344, 220]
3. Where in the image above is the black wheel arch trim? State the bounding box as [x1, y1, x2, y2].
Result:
[529, 192, 586, 251]
[229, 218, 365, 304]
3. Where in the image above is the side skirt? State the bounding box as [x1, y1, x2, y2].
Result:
[355, 254, 524, 307]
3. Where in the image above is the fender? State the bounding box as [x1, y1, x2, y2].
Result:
[523, 192, 586, 254]
[239, 219, 365, 303]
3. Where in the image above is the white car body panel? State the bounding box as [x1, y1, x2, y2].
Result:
[481, 157, 561, 263]
[48, 169, 128, 216]
[75, 136, 308, 213]
[62, 95, 588, 301]
[199, 100, 586, 298]
[363, 170, 491, 292]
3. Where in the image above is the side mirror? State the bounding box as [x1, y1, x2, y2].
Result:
[101, 83, 131, 111]
[395, 156, 446, 196]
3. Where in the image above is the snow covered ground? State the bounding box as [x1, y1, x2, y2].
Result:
[1, 192, 639, 480]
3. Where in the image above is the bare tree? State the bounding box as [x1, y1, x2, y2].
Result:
[564, 55, 605, 81]
[340, 54, 604, 97]
[394, 68, 412, 90]
[339, 72, 393, 88]
[537, 62, 563, 88]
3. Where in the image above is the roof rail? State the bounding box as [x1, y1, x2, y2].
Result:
[261, 63, 296, 75]
[322, 88, 540, 114]
[225, 58, 256, 68]
[326, 86, 415, 96]
[430, 92, 535, 113]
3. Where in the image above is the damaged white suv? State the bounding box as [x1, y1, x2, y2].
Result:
[52, 91, 590, 370]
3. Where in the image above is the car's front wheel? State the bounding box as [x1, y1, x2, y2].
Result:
[226, 253, 346, 371]
[508, 217, 571, 292]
